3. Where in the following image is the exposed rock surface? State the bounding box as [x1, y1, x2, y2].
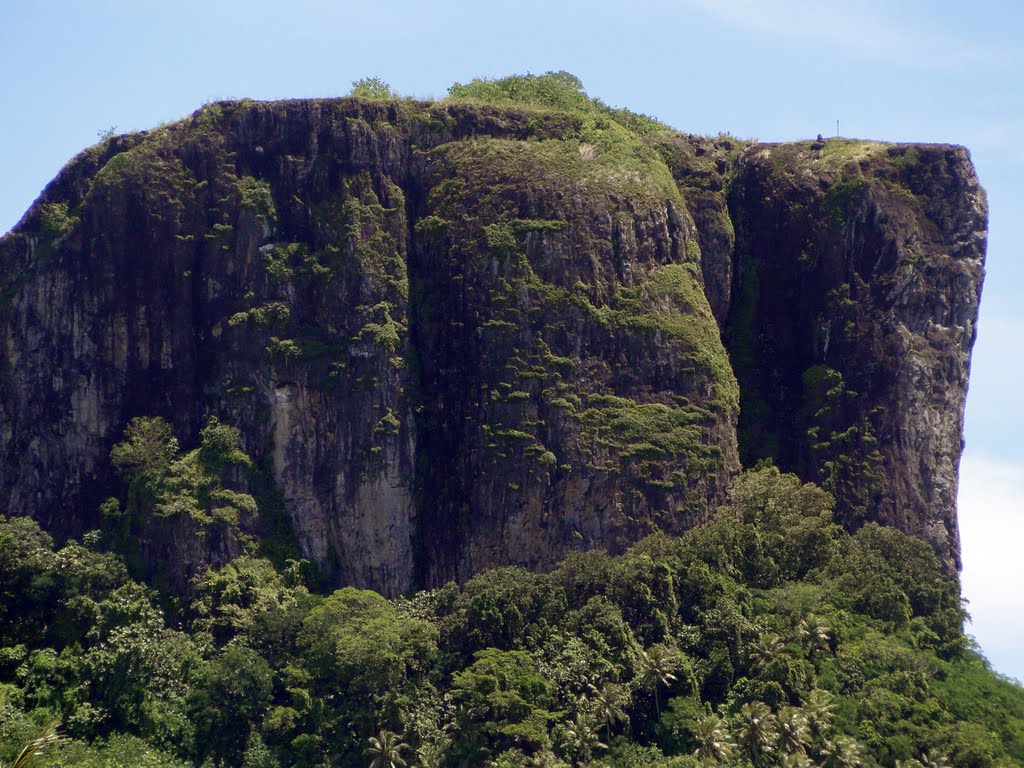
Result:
[0, 95, 985, 591]
[0, 98, 739, 594]
[723, 141, 986, 570]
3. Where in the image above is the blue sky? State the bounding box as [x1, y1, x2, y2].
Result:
[1, 0, 1021, 680]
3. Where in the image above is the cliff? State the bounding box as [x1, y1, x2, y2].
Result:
[0, 75, 985, 593]
[722, 140, 986, 570]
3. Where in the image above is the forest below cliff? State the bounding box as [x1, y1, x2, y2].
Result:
[2, 463, 1023, 767]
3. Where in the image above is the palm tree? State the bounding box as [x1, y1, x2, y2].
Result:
[691, 714, 734, 764]
[525, 748, 564, 768]
[733, 701, 777, 768]
[747, 633, 786, 671]
[895, 760, 925, 768]
[588, 683, 629, 741]
[778, 753, 814, 768]
[564, 712, 606, 765]
[803, 688, 835, 742]
[637, 645, 679, 715]
[776, 706, 811, 756]
[797, 614, 832, 657]
[819, 734, 862, 768]
[0, 718, 64, 768]
[365, 729, 410, 768]
[919, 752, 952, 768]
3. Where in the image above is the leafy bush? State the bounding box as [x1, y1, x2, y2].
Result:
[38, 202, 78, 237]
[349, 77, 399, 100]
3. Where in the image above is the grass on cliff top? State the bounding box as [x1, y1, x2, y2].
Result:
[433, 132, 683, 211]
[443, 72, 683, 201]
[445, 71, 670, 135]
[756, 138, 906, 182]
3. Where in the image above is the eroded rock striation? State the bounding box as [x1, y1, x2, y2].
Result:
[0, 89, 985, 593]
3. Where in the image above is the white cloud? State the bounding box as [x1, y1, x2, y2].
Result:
[685, 0, 1006, 72]
[958, 453, 1024, 682]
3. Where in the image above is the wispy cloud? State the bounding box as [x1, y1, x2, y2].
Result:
[685, 0, 1008, 72]
[958, 453, 1024, 682]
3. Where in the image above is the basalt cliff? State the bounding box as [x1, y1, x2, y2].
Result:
[0, 79, 986, 595]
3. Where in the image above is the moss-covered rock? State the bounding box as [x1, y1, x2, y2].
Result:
[0, 74, 985, 591]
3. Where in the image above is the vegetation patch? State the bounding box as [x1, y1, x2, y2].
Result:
[441, 72, 682, 202]
[2, 467, 1021, 767]
[613, 263, 739, 415]
[108, 416, 257, 532]
[38, 202, 78, 238]
[236, 176, 277, 230]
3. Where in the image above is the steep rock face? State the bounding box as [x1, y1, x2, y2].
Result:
[409, 135, 738, 585]
[654, 133, 739, 327]
[723, 140, 986, 569]
[0, 98, 739, 594]
[0, 94, 986, 588]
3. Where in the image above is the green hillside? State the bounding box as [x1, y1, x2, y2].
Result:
[2, 465, 1021, 768]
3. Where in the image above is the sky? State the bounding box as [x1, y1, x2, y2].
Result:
[1, 0, 1021, 680]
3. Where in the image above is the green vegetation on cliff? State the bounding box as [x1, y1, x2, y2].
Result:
[1, 466, 1021, 768]
[445, 71, 679, 201]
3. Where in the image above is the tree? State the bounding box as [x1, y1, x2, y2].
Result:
[350, 77, 398, 99]
[637, 645, 679, 715]
[797, 614, 832, 657]
[524, 749, 564, 767]
[110, 415, 258, 530]
[803, 689, 835, 742]
[189, 644, 274, 764]
[241, 732, 278, 768]
[747, 633, 786, 671]
[193, 555, 311, 651]
[298, 588, 439, 740]
[778, 753, 814, 768]
[110, 416, 178, 500]
[415, 736, 449, 768]
[562, 713, 605, 765]
[733, 701, 777, 768]
[691, 714, 734, 764]
[725, 465, 839, 580]
[155, 417, 257, 526]
[919, 752, 951, 768]
[776, 706, 811, 756]
[197, 417, 253, 475]
[365, 730, 409, 768]
[588, 683, 629, 741]
[819, 735, 862, 768]
[450, 649, 556, 760]
[110, 417, 178, 479]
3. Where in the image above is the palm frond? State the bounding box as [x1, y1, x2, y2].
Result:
[5, 718, 64, 768]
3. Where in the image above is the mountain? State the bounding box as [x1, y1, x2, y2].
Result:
[3, 72, 1019, 768]
[0, 73, 985, 596]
